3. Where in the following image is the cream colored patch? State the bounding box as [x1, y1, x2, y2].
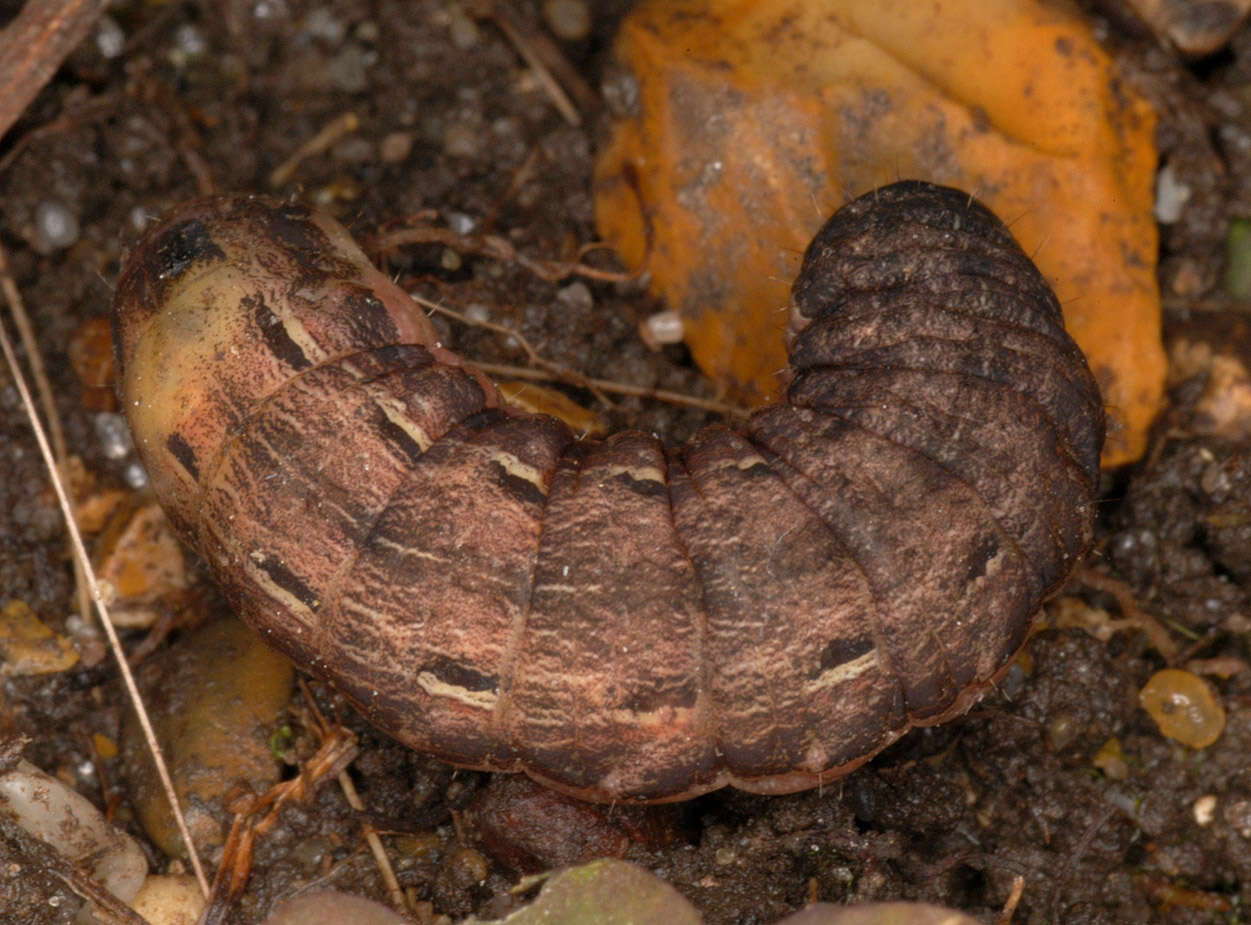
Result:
[374, 536, 447, 562]
[417, 670, 498, 710]
[601, 463, 665, 484]
[804, 648, 877, 694]
[269, 305, 326, 364]
[534, 582, 602, 594]
[376, 396, 433, 452]
[246, 550, 317, 618]
[488, 450, 548, 494]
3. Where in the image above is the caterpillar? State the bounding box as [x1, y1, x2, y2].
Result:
[111, 181, 1103, 803]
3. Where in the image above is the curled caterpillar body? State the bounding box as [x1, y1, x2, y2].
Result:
[112, 182, 1103, 802]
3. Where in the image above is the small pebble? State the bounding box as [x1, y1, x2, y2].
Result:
[33, 201, 79, 253]
[379, 131, 413, 163]
[1155, 164, 1190, 224]
[1193, 794, 1217, 826]
[303, 7, 346, 44]
[556, 281, 593, 311]
[447, 212, 476, 234]
[328, 44, 373, 94]
[543, 0, 591, 41]
[444, 122, 481, 159]
[93, 412, 133, 459]
[642, 309, 685, 346]
[130, 874, 205, 925]
[95, 16, 125, 59]
[172, 23, 206, 58]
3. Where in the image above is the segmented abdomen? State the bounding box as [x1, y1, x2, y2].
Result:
[112, 182, 1103, 802]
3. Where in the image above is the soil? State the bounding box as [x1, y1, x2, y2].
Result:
[1, 2, 1250, 923]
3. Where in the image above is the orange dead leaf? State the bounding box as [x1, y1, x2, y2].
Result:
[595, 0, 1163, 466]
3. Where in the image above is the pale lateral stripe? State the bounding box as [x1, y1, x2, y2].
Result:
[488, 449, 548, 494]
[269, 301, 328, 364]
[245, 550, 317, 617]
[534, 582, 602, 594]
[417, 670, 498, 710]
[600, 463, 665, 484]
[376, 396, 433, 452]
[803, 648, 878, 694]
[375, 535, 447, 562]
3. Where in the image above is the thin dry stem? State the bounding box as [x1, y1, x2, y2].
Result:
[0, 300, 211, 898]
[998, 875, 1025, 925]
[269, 111, 360, 188]
[486, 3, 581, 125]
[0, 243, 92, 627]
[375, 223, 637, 284]
[414, 293, 747, 418]
[297, 679, 405, 911]
[1074, 566, 1180, 661]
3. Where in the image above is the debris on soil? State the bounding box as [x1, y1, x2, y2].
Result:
[1, 1, 1251, 923]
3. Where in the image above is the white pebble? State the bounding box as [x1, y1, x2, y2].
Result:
[95, 16, 125, 59]
[34, 201, 79, 251]
[1155, 163, 1191, 224]
[643, 309, 685, 345]
[93, 412, 134, 460]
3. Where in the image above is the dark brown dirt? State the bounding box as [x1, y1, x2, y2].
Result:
[2, 2, 1250, 923]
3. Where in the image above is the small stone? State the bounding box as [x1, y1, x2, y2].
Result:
[1193, 794, 1217, 826]
[327, 44, 373, 94]
[303, 7, 346, 44]
[33, 201, 79, 253]
[379, 132, 413, 163]
[556, 281, 593, 311]
[443, 121, 481, 159]
[447, 212, 476, 234]
[93, 412, 133, 460]
[95, 16, 124, 59]
[543, 0, 591, 41]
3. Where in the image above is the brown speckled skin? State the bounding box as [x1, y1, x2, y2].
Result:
[112, 183, 1103, 802]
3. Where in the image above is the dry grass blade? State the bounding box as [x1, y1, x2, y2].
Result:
[413, 293, 746, 419]
[0, 243, 94, 630]
[0, 0, 109, 143]
[0, 288, 211, 899]
[374, 222, 637, 284]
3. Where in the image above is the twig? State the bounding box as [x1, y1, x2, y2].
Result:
[416, 293, 747, 418]
[0, 296, 210, 898]
[299, 681, 406, 912]
[269, 111, 360, 188]
[486, 3, 583, 125]
[375, 222, 636, 284]
[0, 244, 93, 644]
[1073, 567, 1180, 661]
[200, 721, 360, 924]
[473, 360, 746, 418]
[0, 0, 109, 145]
[997, 875, 1025, 925]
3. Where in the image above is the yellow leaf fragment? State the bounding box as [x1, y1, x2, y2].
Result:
[595, 0, 1163, 465]
[497, 380, 607, 436]
[0, 600, 79, 676]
